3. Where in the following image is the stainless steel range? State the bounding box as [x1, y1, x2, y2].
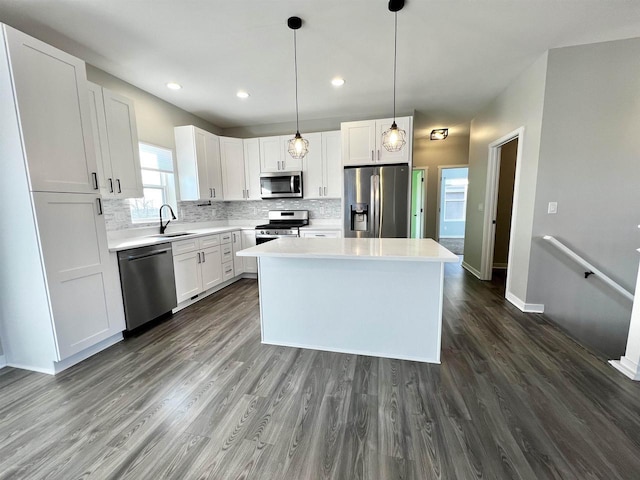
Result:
[255, 210, 309, 244]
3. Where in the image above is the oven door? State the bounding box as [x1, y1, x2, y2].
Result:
[260, 172, 303, 199]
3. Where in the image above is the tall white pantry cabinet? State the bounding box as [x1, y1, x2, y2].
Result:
[0, 25, 125, 374]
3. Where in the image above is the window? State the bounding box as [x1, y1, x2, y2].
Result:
[129, 143, 177, 223]
[443, 179, 468, 221]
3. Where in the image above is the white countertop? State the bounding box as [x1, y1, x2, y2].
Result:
[237, 237, 459, 262]
[108, 225, 254, 252]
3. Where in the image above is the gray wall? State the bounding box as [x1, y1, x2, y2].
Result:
[526, 38, 640, 357]
[465, 53, 548, 302]
[86, 65, 221, 151]
[413, 118, 470, 239]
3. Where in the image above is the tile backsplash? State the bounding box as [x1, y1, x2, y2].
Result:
[103, 198, 341, 231]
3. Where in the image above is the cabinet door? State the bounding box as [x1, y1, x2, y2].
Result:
[5, 26, 98, 194]
[341, 120, 376, 166]
[231, 231, 244, 275]
[173, 250, 202, 303]
[259, 136, 283, 172]
[302, 133, 323, 199]
[243, 138, 261, 200]
[322, 131, 342, 198]
[201, 246, 223, 291]
[102, 89, 143, 198]
[280, 135, 304, 172]
[220, 136, 246, 201]
[376, 116, 412, 165]
[32, 192, 125, 360]
[206, 133, 224, 201]
[86, 82, 114, 197]
[241, 231, 258, 273]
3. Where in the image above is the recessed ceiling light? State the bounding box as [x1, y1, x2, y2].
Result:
[331, 78, 345, 87]
[166, 82, 182, 90]
[237, 91, 250, 99]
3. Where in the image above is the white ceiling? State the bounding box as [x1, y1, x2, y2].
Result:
[1, 0, 640, 131]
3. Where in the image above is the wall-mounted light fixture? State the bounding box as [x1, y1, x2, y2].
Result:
[430, 128, 449, 140]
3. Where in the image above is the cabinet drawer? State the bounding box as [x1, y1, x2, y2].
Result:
[220, 232, 233, 244]
[172, 238, 199, 255]
[222, 261, 234, 281]
[300, 230, 341, 238]
[199, 234, 220, 249]
[222, 244, 233, 263]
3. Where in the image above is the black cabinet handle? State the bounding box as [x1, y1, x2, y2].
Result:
[96, 197, 103, 215]
[117, 179, 122, 193]
[108, 178, 114, 193]
[92, 172, 99, 190]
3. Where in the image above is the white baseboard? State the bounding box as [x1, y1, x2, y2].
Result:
[609, 357, 640, 381]
[493, 263, 508, 269]
[461, 261, 482, 279]
[0, 354, 6, 369]
[173, 274, 257, 313]
[53, 333, 124, 374]
[506, 291, 545, 313]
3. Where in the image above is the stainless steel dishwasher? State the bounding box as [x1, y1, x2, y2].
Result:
[117, 243, 177, 330]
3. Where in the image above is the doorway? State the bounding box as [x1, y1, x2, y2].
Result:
[492, 139, 518, 275]
[437, 166, 469, 255]
[410, 168, 426, 238]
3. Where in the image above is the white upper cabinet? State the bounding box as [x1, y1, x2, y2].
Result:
[87, 82, 143, 198]
[220, 136, 246, 201]
[175, 126, 223, 201]
[304, 131, 341, 199]
[342, 115, 413, 166]
[243, 138, 261, 200]
[259, 135, 303, 172]
[3, 25, 98, 194]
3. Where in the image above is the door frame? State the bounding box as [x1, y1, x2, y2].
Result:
[436, 164, 469, 241]
[411, 167, 427, 238]
[480, 127, 525, 298]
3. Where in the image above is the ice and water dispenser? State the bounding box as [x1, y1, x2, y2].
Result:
[349, 204, 369, 232]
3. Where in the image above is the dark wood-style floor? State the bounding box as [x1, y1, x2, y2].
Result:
[1, 263, 640, 479]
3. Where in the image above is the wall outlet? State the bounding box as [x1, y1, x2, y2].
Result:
[548, 202, 558, 214]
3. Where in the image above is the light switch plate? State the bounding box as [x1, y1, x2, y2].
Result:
[548, 202, 558, 214]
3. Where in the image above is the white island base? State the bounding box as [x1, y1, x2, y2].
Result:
[238, 238, 458, 363]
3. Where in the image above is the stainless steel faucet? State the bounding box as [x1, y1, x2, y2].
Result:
[159, 204, 177, 234]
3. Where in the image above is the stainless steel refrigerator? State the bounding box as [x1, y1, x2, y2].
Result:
[344, 164, 410, 238]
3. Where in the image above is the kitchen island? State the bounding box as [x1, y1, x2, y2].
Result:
[237, 237, 458, 363]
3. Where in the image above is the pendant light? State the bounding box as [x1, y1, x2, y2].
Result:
[287, 16, 309, 160]
[382, 0, 407, 152]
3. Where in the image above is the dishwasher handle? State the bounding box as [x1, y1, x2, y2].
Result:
[125, 248, 171, 261]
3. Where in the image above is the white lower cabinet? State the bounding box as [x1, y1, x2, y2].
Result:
[201, 246, 223, 291]
[241, 230, 258, 273]
[173, 250, 202, 304]
[232, 231, 244, 275]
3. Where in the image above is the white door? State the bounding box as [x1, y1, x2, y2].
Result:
[5, 25, 98, 194]
[32, 192, 125, 360]
[280, 135, 303, 172]
[173, 251, 202, 303]
[86, 82, 114, 197]
[220, 136, 247, 201]
[303, 132, 323, 199]
[259, 136, 283, 172]
[241, 231, 258, 273]
[206, 133, 223, 201]
[322, 130, 342, 198]
[231, 231, 244, 275]
[341, 120, 376, 166]
[243, 138, 262, 200]
[200, 246, 223, 290]
[102, 89, 143, 198]
[376, 116, 412, 165]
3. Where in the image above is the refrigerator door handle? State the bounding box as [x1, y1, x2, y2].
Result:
[371, 173, 380, 238]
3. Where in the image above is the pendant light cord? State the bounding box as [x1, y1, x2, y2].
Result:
[392, 11, 397, 122]
[293, 29, 300, 133]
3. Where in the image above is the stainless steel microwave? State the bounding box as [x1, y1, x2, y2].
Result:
[260, 171, 303, 199]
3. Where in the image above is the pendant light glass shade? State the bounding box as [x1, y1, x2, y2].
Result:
[382, 1, 406, 153]
[288, 131, 309, 159]
[287, 17, 309, 160]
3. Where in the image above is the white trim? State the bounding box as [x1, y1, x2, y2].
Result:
[436, 164, 469, 241]
[481, 127, 524, 308]
[6, 362, 55, 375]
[505, 291, 544, 313]
[609, 358, 640, 381]
[493, 263, 508, 269]
[173, 275, 242, 313]
[462, 260, 482, 279]
[0, 354, 6, 369]
[411, 167, 427, 239]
